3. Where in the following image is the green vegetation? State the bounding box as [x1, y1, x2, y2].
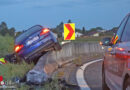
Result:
[0, 62, 34, 80]
[59, 36, 112, 43]
[0, 22, 15, 36]
[0, 62, 33, 90]
[0, 61, 62, 90]
[73, 36, 112, 43]
[52, 20, 86, 38]
[74, 37, 102, 42]
[0, 22, 15, 57]
[52, 19, 118, 39]
[0, 35, 14, 57]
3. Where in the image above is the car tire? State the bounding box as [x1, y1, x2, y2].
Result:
[5, 53, 17, 63]
[54, 43, 62, 51]
[102, 63, 109, 90]
[124, 77, 130, 90]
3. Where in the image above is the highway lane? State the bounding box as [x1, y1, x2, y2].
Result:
[76, 59, 103, 90]
[84, 60, 103, 90]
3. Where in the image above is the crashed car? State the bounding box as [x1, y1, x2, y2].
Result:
[13, 25, 61, 62]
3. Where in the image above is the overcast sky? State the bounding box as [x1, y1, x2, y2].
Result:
[0, 0, 129, 31]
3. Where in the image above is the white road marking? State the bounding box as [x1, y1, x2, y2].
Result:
[76, 59, 103, 90]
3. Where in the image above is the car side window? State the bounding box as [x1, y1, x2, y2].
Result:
[116, 16, 128, 42]
[111, 16, 128, 46]
[121, 16, 130, 42]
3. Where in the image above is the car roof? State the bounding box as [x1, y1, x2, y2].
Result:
[15, 25, 43, 44]
[27, 25, 43, 31]
[127, 13, 130, 16]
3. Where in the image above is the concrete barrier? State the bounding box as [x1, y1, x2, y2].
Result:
[27, 42, 103, 84]
[46, 42, 103, 65]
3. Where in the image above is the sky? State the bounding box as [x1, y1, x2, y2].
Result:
[0, 0, 129, 31]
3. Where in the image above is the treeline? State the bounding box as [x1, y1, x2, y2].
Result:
[0, 21, 118, 38]
[52, 19, 87, 37]
[52, 19, 108, 37]
[0, 22, 15, 37]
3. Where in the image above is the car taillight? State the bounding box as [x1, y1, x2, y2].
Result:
[99, 41, 103, 45]
[116, 47, 125, 51]
[15, 45, 24, 53]
[40, 28, 50, 36]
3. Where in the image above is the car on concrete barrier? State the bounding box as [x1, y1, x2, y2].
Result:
[13, 25, 61, 63]
[102, 13, 130, 90]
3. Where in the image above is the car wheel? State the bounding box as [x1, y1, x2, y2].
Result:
[54, 43, 62, 51]
[124, 77, 130, 90]
[102, 63, 109, 90]
[5, 53, 17, 63]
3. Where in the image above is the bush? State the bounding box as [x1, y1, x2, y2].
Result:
[0, 35, 14, 57]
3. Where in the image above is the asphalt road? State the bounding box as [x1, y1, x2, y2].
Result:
[53, 55, 104, 90]
[84, 61, 103, 90]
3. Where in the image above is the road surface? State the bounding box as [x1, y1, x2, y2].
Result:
[84, 60, 103, 90]
[76, 59, 103, 90]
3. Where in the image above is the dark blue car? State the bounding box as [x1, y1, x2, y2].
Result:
[14, 25, 61, 62]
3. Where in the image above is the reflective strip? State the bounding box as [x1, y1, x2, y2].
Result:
[113, 35, 118, 45]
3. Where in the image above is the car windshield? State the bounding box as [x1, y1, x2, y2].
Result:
[102, 38, 111, 42]
[15, 25, 42, 43]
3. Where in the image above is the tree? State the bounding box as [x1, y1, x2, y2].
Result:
[0, 22, 8, 36]
[52, 22, 64, 38]
[1, 22, 7, 30]
[82, 27, 86, 34]
[15, 31, 22, 38]
[9, 28, 15, 37]
[67, 19, 72, 23]
[96, 27, 103, 30]
[0, 22, 15, 36]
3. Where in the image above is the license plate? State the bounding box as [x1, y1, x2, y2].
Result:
[42, 36, 51, 43]
[27, 36, 39, 45]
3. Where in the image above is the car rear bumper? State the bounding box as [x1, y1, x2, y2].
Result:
[23, 40, 55, 61]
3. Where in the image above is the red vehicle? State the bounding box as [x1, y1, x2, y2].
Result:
[102, 13, 130, 90]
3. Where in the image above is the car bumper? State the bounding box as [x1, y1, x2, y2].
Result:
[23, 40, 55, 60]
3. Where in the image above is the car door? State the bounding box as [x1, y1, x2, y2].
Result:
[105, 15, 129, 89]
[115, 15, 130, 87]
[111, 15, 130, 89]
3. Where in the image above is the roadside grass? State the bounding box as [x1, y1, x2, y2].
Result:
[0, 62, 34, 80]
[0, 35, 62, 90]
[58, 36, 112, 43]
[73, 57, 82, 66]
[43, 76, 61, 90]
[18, 74, 62, 90]
[18, 76, 61, 90]
[0, 35, 14, 57]
[72, 36, 112, 43]
[0, 61, 63, 90]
